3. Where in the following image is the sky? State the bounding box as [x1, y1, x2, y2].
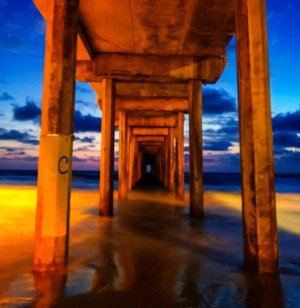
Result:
[0, 0, 300, 173]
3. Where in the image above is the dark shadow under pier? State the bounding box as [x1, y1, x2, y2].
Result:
[132, 173, 166, 191]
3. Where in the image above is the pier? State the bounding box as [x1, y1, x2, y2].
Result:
[32, 0, 278, 275]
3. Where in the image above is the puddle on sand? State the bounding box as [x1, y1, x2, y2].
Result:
[0, 274, 37, 307]
[0, 267, 95, 307]
[1, 187, 300, 306]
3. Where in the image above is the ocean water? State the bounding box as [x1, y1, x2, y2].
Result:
[0, 169, 300, 193]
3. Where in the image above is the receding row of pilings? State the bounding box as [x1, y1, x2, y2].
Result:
[117, 113, 185, 202]
[33, 0, 279, 274]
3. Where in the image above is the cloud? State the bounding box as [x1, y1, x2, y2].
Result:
[216, 118, 239, 136]
[74, 110, 101, 133]
[75, 146, 92, 151]
[272, 110, 300, 132]
[0, 91, 14, 101]
[72, 156, 87, 162]
[202, 116, 239, 154]
[0, 156, 38, 170]
[203, 88, 236, 115]
[0, 128, 38, 145]
[275, 151, 300, 173]
[203, 153, 241, 172]
[7, 150, 26, 156]
[75, 136, 96, 143]
[76, 100, 90, 105]
[273, 132, 300, 148]
[204, 140, 232, 151]
[76, 86, 92, 94]
[13, 99, 40, 121]
[5, 148, 18, 152]
[12, 101, 100, 133]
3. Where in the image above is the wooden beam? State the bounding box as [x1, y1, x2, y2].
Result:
[94, 82, 189, 100]
[133, 127, 169, 136]
[116, 97, 189, 112]
[116, 82, 188, 98]
[76, 54, 227, 83]
[124, 115, 178, 127]
[115, 111, 178, 125]
[138, 142, 163, 146]
[139, 145, 161, 150]
[98, 96, 188, 112]
[127, 111, 178, 117]
[136, 136, 165, 142]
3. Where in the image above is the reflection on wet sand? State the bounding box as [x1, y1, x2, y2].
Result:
[0, 185, 300, 306]
[245, 273, 284, 308]
[32, 271, 67, 307]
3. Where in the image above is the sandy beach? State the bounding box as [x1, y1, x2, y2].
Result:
[0, 186, 300, 307]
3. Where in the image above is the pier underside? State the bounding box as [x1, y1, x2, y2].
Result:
[31, 0, 279, 274]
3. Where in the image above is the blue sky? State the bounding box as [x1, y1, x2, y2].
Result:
[0, 0, 299, 172]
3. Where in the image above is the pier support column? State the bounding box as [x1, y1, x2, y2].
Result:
[169, 128, 175, 191]
[189, 80, 203, 217]
[159, 148, 163, 183]
[118, 111, 128, 200]
[34, 0, 79, 272]
[133, 138, 139, 185]
[175, 135, 178, 191]
[128, 128, 134, 189]
[127, 127, 133, 190]
[164, 135, 170, 189]
[176, 112, 185, 200]
[138, 151, 142, 180]
[99, 79, 115, 216]
[129, 135, 138, 188]
[236, 0, 278, 273]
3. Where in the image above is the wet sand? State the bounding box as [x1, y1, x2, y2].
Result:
[0, 183, 300, 307]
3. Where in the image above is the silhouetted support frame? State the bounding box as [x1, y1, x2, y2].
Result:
[34, 0, 79, 272]
[118, 111, 128, 200]
[133, 137, 139, 186]
[128, 127, 134, 189]
[236, 0, 279, 273]
[99, 79, 115, 216]
[176, 112, 185, 200]
[189, 80, 204, 217]
[164, 134, 170, 189]
[169, 127, 175, 191]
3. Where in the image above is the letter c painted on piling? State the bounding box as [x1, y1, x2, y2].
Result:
[58, 156, 69, 174]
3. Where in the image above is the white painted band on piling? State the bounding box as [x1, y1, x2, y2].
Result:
[38, 135, 73, 237]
